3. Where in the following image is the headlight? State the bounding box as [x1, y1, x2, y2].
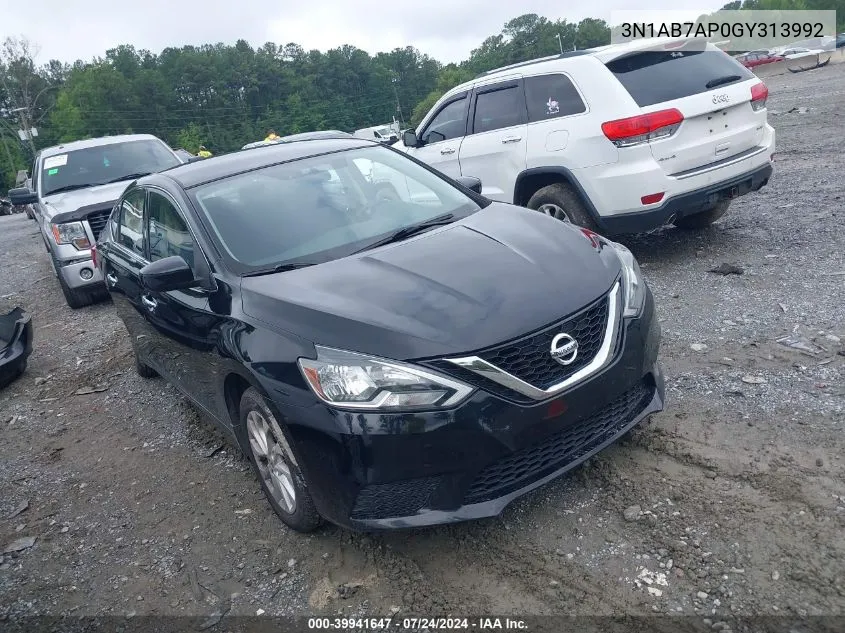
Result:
[51, 222, 91, 250]
[298, 346, 474, 410]
[609, 241, 646, 317]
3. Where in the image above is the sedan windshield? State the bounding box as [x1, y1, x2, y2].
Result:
[40, 139, 181, 197]
[192, 145, 483, 272]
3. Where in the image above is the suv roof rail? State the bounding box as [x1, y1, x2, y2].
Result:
[474, 50, 593, 78]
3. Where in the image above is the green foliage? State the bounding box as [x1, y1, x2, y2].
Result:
[1, 4, 839, 186]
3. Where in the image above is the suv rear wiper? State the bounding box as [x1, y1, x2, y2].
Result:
[352, 213, 456, 254]
[706, 75, 742, 89]
[241, 262, 315, 277]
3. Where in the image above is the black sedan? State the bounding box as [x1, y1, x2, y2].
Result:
[95, 138, 665, 532]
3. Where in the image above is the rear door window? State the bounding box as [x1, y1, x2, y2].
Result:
[524, 74, 586, 121]
[471, 82, 527, 134]
[605, 50, 754, 107]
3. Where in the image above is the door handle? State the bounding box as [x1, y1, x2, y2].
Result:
[501, 136, 522, 144]
[141, 295, 158, 311]
[440, 147, 456, 155]
[105, 272, 118, 286]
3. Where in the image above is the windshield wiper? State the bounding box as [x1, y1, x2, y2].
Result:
[352, 213, 457, 254]
[706, 75, 742, 89]
[44, 183, 95, 196]
[241, 262, 315, 277]
[99, 172, 153, 185]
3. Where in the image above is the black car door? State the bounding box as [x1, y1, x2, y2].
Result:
[100, 188, 158, 364]
[141, 188, 227, 424]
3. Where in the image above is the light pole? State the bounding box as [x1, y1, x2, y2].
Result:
[556, 33, 564, 54]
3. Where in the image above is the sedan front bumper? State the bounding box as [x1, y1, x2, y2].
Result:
[273, 291, 664, 530]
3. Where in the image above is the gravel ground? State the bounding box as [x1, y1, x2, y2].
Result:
[1, 64, 843, 628]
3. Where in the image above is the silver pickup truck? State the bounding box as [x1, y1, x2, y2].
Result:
[9, 134, 184, 308]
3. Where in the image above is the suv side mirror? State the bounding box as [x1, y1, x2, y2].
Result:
[456, 176, 482, 195]
[140, 256, 198, 292]
[402, 130, 419, 148]
[9, 187, 37, 205]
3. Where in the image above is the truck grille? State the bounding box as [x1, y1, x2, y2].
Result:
[86, 208, 112, 240]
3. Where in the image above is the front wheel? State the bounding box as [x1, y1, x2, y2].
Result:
[52, 255, 96, 309]
[238, 388, 322, 533]
[526, 183, 600, 232]
[673, 201, 731, 230]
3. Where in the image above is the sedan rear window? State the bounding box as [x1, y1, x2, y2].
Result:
[191, 146, 481, 271]
[606, 49, 754, 107]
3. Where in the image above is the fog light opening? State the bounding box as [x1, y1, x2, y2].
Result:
[79, 267, 94, 280]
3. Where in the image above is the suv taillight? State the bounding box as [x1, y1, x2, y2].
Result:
[601, 109, 684, 148]
[750, 82, 768, 111]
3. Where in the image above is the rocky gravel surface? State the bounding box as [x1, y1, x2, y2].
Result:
[0, 64, 843, 630]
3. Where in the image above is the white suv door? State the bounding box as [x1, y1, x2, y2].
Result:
[457, 79, 528, 203]
[404, 91, 470, 180]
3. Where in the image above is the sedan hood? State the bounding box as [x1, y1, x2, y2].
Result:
[241, 204, 622, 360]
[42, 181, 133, 223]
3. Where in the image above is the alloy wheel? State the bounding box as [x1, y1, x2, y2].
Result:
[536, 203, 571, 222]
[246, 410, 297, 514]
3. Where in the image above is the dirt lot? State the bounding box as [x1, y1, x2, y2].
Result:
[1, 64, 844, 629]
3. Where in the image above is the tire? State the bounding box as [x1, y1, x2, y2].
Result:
[54, 265, 95, 310]
[238, 387, 322, 533]
[135, 357, 158, 378]
[673, 201, 731, 230]
[526, 183, 600, 231]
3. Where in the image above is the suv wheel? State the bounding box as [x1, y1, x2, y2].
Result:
[526, 183, 599, 231]
[238, 387, 322, 533]
[673, 201, 731, 230]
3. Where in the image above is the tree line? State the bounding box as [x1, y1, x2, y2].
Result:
[1, 1, 843, 188]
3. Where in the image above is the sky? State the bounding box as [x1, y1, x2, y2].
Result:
[0, 0, 724, 65]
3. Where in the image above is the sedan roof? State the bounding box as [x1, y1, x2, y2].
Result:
[161, 137, 374, 189]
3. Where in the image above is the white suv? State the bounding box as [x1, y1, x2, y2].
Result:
[400, 37, 775, 233]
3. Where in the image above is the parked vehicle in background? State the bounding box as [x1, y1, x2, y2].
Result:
[837, 33, 845, 48]
[95, 136, 664, 533]
[172, 148, 196, 163]
[401, 37, 775, 233]
[736, 52, 785, 68]
[9, 134, 182, 308]
[354, 125, 399, 144]
[241, 130, 352, 150]
[779, 47, 825, 60]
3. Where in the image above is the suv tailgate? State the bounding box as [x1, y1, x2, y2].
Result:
[605, 45, 766, 177]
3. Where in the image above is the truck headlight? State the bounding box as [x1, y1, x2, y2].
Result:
[51, 222, 91, 250]
[299, 346, 474, 410]
[609, 241, 645, 317]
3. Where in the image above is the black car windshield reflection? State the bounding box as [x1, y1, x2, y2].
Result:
[191, 145, 482, 272]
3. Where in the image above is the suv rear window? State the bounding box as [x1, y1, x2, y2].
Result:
[606, 50, 754, 107]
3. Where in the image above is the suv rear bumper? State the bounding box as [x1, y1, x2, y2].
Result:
[596, 162, 773, 235]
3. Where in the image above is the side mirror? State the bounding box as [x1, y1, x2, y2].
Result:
[402, 130, 419, 148]
[140, 256, 197, 292]
[9, 187, 37, 205]
[456, 176, 482, 195]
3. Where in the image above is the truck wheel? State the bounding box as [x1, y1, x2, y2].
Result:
[526, 183, 600, 232]
[52, 255, 95, 309]
[673, 201, 731, 230]
[239, 387, 322, 533]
